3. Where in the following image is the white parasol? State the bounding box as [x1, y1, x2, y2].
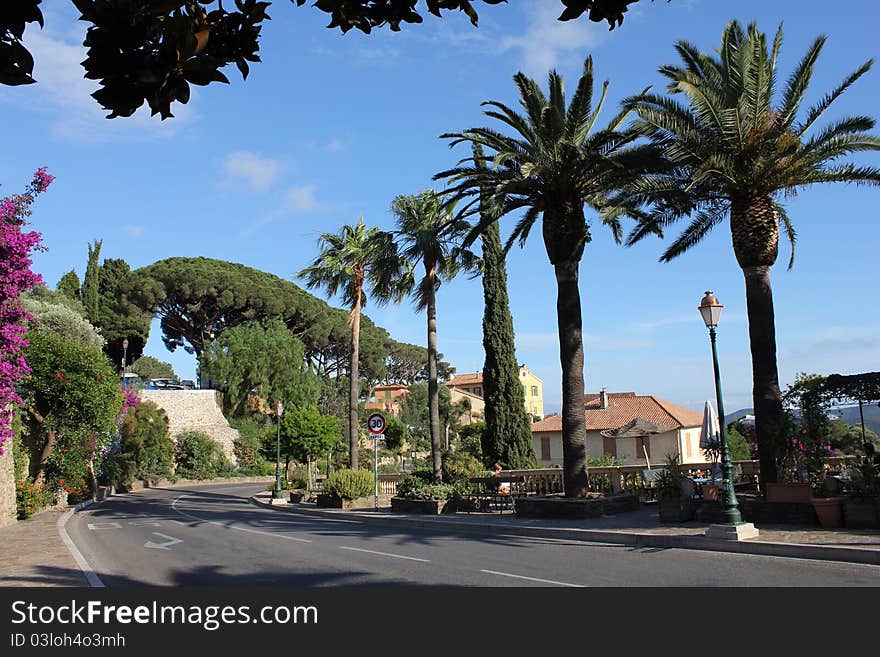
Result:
[699, 400, 721, 449]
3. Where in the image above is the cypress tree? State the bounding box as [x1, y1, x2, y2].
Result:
[56, 269, 81, 301]
[475, 145, 538, 470]
[81, 239, 102, 324]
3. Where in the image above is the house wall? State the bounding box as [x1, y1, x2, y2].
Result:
[448, 388, 485, 424]
[533, 428, 708, 468]
[520, 366, 544, 419]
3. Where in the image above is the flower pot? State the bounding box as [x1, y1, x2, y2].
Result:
[765, 482, 812, 503]
[702, 484, 719, 501]
[811, 497, 843, 528]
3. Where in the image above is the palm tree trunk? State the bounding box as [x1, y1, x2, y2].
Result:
[731, 195, 784, 486]
[742, 265, 784, 484]
[349, 294, 362, 470]
[554, 259, 588, 497]
[426, 282, 443, 483]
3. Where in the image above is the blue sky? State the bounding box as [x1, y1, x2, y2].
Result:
[2, 0, 878, 415]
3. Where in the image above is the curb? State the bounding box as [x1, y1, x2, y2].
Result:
[57, 498, 104, 587]
[250, 495, 880, 566]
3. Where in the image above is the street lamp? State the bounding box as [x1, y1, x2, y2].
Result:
[273, 401, 284, 500]
[699, 291, 759, 540]
[121, 338, 129, 382]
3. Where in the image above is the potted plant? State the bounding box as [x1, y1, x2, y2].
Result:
[390, 474, 459, 514]
[316, 469, 375, 509]
[655, 455, 695, 523]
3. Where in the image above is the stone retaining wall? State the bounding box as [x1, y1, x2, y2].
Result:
[0, 444, 15, 528]
[139, 390, 239, 465]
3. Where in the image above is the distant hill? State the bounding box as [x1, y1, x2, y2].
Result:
[834, 404, 880, 436]
[725, 405, 880, 435]
[725, 408, 753, 425]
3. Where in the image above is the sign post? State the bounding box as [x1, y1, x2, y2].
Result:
[367, 413, 387, 509]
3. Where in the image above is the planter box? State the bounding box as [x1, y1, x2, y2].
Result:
[765, 482, 812, 503]
[811, 497, 843, 528]
[658, 496, 695, 523]
[391, 497, 456, 514]
[316, 494, 375, 510]
[514, 493, 639, 519]
[844, 497, 880, 529]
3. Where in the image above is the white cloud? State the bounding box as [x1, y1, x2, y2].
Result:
[285, 184, 331, 213]
[17, 30, 195, 141]
[127, 226, 145, 237]
[498, 1, 606, 77]
[221, 151, 283, 192]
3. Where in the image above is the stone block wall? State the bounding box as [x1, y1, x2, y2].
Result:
[138, 390, 239, 465]
[0, 442, 16, 527]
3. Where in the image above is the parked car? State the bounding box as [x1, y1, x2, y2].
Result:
[147, 378, 184, 390]
[180, 380, 196, 390]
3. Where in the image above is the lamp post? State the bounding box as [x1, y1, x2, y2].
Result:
[121, 338, 129, 382]
[273, 401, 284, 500]
[699, 291, 759, 539]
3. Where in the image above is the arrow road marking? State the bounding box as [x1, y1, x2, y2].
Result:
[144, 532, 183, 550]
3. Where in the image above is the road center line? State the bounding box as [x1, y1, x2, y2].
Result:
[172, 496, 313, 543]
[479, 569, 583, 587]
[339, 546, 430, 563]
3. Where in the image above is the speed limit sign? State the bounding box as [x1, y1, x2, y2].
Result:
[367, 412, 386, 435]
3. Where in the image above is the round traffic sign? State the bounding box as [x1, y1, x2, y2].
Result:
[367, 412, 387, 435]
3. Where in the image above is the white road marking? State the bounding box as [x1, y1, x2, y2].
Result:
[129, 520, 164, 527]
[87, 522, 122, 530]
[58, 509, 104, 588]
[479, 569, 583, 587]
[171, 496, 313, 543]
[339, 546, 430, 563]
[144, 533, 184, 550]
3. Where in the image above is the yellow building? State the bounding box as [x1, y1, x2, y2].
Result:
[445, 364, 543, 420]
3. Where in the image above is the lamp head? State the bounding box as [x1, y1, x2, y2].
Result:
[698, 290, 723, 328]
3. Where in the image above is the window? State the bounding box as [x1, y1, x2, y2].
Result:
[540, 436, 551, 461]
[384, 390, 392, 400]
[474, 386, 482, 396]
[531, 385, 538, 397]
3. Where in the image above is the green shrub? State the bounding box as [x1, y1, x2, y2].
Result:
[105, 400, 174, 490]
[174, 431, 233, 480]
[396, 475, 458, 500]
[15, 480, 54, 519]
[233, 434, 273, 476]
[441, 450, 485, 484]
[323, 468, 374, 500]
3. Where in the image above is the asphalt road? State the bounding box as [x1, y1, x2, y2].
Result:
[66, 483, 879, 587]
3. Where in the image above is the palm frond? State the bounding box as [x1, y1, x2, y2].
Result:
[659, 202, 729, 262]
[797, 60, 873, 136]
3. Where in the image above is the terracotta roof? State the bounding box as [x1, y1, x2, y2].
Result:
[584, 392, 636, 409]
[446, 372, 483, 387]
[373, 383, 409, 391]
[600, 418, 675, 438]
[532, 393, 704, 433]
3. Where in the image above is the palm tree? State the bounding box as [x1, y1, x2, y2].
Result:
[298, 218, 402, 470]
[623, 20, 880, 484]
[436, 57, 660, 497]
[390, 190, 476, 483]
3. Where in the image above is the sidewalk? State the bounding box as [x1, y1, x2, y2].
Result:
[252, 494, 880, 566]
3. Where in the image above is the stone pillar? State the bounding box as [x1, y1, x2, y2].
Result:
[0, 442, 17, 527]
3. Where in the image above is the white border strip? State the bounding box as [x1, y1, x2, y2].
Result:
[58, 504, 104, 588]
[339, 546, 430, 562]
[479, 569, 583, 587]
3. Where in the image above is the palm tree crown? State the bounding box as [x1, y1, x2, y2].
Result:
[625, 20, 880, 266]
